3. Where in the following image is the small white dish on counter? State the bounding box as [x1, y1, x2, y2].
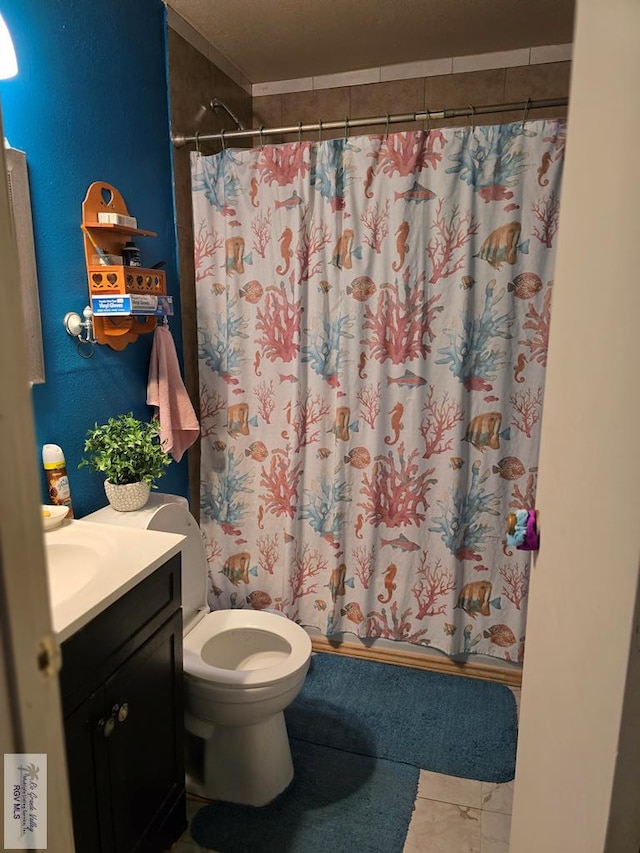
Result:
[41, 504, 70, 531]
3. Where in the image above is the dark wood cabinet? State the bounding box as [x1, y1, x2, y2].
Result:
[60, 555, 186, 853]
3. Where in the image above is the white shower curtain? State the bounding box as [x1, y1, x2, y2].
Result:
[192, 119, 565, 662]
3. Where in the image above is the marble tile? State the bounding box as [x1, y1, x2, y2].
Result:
[481, 781, 514, 815]
[349, 78, 425, 135]
[172, 148, 192, 229]
[417, 770, 483, 809]
[253, 94, 283, 130]
[313, 67, 380, 91]
[381, 57, 452, 82]
[210, 65, 252, 129]
[503, 62, 571, 122]
[253, 77, 314, 97]
[404, 798, 481, 853]
[453, 49, 530, 74]
[252, 95, 289, 144]
[505, 61, 572, 100]
[168, 31, 217, 153]
[480, 810, 511, 853]
[530, 44, 573, 65]
[424, 69, 506, 128]
[280, 87, 351, 142]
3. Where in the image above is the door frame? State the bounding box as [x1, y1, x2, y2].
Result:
[0, 104, 75, 851]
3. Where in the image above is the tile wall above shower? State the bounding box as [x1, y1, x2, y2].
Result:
[168, 28, 253, 518]
[253, 60, 571, 141]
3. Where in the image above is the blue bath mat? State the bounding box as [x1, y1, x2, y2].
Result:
[190, 738, 419, 852]
[285, 652, 518, 783]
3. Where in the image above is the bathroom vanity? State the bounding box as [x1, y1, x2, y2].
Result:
[46, 520, 187, 853]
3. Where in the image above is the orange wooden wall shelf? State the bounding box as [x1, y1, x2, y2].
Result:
[81, 182, 167, 350]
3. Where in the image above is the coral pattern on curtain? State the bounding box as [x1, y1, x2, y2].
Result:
[192, 119, 565, 661]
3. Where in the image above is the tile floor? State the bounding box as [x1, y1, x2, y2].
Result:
[171, 687, 520, 853]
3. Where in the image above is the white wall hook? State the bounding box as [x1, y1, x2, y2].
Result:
[64, 306, 96, 357]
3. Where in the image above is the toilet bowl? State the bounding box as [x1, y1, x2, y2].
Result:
[85, 494, 312, 807]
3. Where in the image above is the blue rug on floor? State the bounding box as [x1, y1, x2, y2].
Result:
[285, 652, 518, 783]
[190, 738, 419, 852]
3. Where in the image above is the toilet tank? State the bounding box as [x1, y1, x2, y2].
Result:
[84, 494, 208, 628]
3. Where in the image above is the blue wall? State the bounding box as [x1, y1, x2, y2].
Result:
[0, 0, 188, 515]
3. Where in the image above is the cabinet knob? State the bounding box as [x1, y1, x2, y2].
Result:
[97, 716, 116, 738]
[117, 703, 129, 723]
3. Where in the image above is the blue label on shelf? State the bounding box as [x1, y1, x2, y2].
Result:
[91, 295, 132, 316]
[91, 295, 174, 317]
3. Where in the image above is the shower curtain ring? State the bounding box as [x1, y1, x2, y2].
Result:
[298, 121, 303, 143]
[259, 126, 264, 149]
[522, 97, 532, 130]
[385, 113, 390, 140]
[220, 128, 226, 151]
[194, 131, 201, 157]
[423, 107, 431, 134]
[318, 120, 323, 143]
[469, 104, 476, 133]
[344, 116, 349, 141]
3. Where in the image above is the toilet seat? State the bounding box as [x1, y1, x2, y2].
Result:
[183, 610, 311, 689]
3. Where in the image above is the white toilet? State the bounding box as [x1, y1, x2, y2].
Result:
[85, 494, 312, 807]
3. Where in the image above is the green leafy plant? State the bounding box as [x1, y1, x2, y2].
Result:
[79, 413, 171, 486]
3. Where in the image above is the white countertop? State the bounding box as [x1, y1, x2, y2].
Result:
[44, 519, 185, 642]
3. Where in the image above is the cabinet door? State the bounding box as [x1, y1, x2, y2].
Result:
[65, 687, 115, 853]
[106, 611, 185, 853]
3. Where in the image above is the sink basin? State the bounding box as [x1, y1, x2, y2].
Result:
[43, 519, 185, 642]
[45, 543, 100, 605]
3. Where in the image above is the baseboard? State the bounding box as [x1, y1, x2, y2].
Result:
[310, 637, 522, 688]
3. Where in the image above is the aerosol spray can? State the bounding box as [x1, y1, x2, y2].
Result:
[42, 444, 74, 518]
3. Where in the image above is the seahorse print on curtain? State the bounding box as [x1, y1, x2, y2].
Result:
[192, 120, 565, 662]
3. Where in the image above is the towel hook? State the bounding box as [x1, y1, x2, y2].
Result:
[522, 97, 532, 130]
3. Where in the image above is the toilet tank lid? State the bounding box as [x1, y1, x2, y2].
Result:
[83, 493, 189, 530]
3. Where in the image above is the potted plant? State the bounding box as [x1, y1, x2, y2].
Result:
[79, 413, 171, 511]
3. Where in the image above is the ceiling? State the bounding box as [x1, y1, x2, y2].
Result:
[166, 0, 575, 84]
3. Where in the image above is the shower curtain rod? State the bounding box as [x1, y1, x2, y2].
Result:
[172, 97, 567, 148]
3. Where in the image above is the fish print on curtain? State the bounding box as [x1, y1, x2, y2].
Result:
[192, 119, 565, 662]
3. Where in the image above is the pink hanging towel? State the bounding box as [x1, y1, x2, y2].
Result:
[147, 324, 200, 462]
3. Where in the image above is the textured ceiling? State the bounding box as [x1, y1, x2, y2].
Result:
[166, 0, 575, 83]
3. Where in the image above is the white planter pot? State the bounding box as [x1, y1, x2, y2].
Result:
[104, 479, 150, 512]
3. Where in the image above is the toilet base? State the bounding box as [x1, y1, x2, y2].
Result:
[185, 710, 294, 807]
